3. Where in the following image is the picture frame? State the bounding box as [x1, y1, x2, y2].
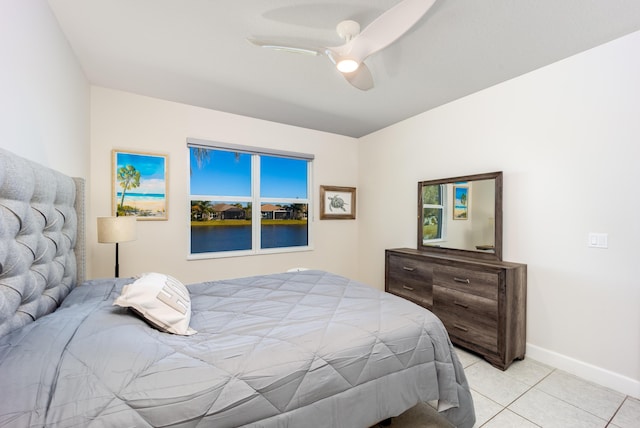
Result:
[320, 185, 356, 220]
[112, 149, 168, 220]
[452, 185, 469, 220]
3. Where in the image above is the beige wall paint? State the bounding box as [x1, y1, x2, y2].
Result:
[0, 0, 89, 177]
[89, 87, 359, 283]
[358, 31, 640, 397]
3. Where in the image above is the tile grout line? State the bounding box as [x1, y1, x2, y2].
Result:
[461, 353, 636, 428]
[532, 369, 629, 425]
[474, 368, 548, 427]
[605, 396, 628, 427]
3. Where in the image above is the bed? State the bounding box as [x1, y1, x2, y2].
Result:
[0, 148, 475, 427]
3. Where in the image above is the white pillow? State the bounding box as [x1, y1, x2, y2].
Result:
[114, 272, 197, 336]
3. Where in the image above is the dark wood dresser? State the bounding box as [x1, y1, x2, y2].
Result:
[385, 248, 527, 370]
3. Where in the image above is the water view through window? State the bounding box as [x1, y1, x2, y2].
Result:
[190, 222, 308, 253]
[189, 146, 310, 254]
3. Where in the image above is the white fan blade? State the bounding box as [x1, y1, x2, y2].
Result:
[247, 38, 321, 56]
[343, 63, 374, 91]
[248, 0, 437, 89]
[330, 0, 436, 63]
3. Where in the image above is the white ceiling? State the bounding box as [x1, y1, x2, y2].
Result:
[47, 0, 640, 138]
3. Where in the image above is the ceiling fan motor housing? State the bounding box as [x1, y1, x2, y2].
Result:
[336, 20, 361, 41]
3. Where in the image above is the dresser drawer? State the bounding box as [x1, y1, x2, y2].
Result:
[434, 265, 499, 300]
[433, 285, 498, 352]
[386, 254, 433, 307]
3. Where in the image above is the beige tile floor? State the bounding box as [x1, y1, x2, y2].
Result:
[379, 347, 640, 428]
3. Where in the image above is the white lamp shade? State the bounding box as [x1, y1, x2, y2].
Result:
[97, 216, 137, 243]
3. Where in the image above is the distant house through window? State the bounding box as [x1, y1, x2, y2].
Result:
[261, 204, 289, 220]
[188, 139, 313, 257]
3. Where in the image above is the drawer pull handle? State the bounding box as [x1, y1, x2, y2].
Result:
[454, 301, 469, 309]
[402, 285, 415, 291]
[453, 277, 470, 284]
[453, 323, 469, 332]
[402, 266, 415, 272]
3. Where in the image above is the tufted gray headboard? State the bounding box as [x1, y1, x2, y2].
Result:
[0, 148, 85, 338]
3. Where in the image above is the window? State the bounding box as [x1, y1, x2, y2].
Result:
[188, 139, 312, 257]
[421, 184, 446, 242]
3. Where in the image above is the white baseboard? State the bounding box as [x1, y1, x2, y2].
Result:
[526, 343, 640, 399]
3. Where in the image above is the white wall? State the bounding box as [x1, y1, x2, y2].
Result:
[358, 31, 640, 397]
[89, 87, 359, 283]
[0, 0, 89, 177]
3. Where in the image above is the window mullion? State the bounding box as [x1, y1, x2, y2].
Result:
[261, 197, 310, 204]
[252, 154, 260, 252]
[190, 195, 252, 202]
[307, 159, 313, 244]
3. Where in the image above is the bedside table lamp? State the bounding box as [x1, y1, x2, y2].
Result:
[97, 216, 137, 277]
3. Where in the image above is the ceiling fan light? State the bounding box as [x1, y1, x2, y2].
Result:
[336, 58, 359, 73]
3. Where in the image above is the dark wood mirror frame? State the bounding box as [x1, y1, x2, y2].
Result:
[418, 171, 503, 261]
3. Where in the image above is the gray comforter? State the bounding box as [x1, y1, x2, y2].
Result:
[0, 270, 474, 427]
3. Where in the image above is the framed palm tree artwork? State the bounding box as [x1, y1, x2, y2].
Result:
[112, 150, 168, 220]
[452, 185, 469, 220]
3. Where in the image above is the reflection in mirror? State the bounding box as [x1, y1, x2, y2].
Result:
[418, 172, 502, 261]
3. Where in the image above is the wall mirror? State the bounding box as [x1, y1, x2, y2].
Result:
[418, 171, 503, 260]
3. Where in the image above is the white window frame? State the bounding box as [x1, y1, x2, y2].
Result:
[422, 184, 447, 244]
[187, 138, 314, 259]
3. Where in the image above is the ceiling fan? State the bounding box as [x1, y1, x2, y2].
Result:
[247, 0, 437, 90]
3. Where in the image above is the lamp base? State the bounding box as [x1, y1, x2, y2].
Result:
[115, 242, 119, 278]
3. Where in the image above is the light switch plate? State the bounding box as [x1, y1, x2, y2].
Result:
[588, 233, 608, 249]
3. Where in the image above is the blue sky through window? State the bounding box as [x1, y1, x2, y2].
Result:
[260, 155, 307, 198]
[190, 149, 251, 196]
[190, 148, 307, 198]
